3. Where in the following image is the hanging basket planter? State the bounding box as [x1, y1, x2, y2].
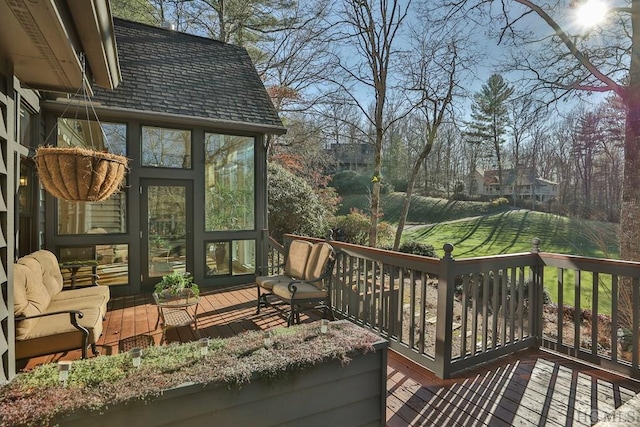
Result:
[35, 146, 129, 202]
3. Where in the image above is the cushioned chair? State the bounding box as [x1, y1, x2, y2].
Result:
[13, 250, 110, 359]
[256, 239, 313, 314]
[256, 240, 336, 325]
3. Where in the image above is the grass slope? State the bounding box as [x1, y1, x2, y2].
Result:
[338, 192, 510, 223]
[404, 210, 619, 259]
[339, 193, 619, 259]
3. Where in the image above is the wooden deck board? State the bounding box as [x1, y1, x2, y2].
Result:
[17, 284, 640, 426]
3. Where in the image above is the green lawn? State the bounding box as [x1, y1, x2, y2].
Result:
[400, 210, 620, 313]
[403, 210, 619, 259]
[338, 192, 510, 223]
[338, 193, 621, 313]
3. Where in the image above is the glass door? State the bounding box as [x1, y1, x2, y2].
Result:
[141, 180, 193, 289]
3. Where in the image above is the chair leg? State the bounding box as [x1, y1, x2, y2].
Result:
[288, 301, 296, 327]
[323, 304, 335, 321]
[256, 287, 271, 315]
[256, 286, 262, 314]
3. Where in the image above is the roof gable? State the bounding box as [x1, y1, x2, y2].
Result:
[91, 18, 284, 132]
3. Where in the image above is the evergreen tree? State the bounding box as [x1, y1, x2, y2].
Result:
[465, 74, 513, 196]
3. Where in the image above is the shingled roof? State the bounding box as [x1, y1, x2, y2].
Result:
[90, 18, 285, 133]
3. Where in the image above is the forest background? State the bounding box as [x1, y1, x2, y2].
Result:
[110, 0, 627, 258]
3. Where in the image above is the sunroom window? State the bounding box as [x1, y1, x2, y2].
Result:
[204, 133, 255, 231]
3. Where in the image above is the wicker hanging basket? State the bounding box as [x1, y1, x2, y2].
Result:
[35, 146, 129, 202]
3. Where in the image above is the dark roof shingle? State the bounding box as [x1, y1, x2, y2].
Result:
[92, 18, 284, 132]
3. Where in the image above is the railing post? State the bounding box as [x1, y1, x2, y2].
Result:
[435, 243, 455, 379]
[531, 237, 543, 348]
[260, 229, 269, 271]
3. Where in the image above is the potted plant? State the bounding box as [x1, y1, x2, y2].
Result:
[153, 271, 199, 301]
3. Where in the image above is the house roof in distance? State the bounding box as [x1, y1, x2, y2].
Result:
[90, 18, 285, 134]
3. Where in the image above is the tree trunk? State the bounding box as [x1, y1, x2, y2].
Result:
[394, 136, 435, 250]
[618, 1, 640, 343]
[393, 163, 418, 251]
[369, 126, 384, 247]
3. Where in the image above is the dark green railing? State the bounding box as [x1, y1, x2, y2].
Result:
[270, 235, 639, 380]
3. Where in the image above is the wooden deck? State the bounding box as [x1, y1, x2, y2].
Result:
[20, 284, 640, 427]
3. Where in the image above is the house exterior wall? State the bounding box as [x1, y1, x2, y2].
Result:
[0, 57, 33, 382]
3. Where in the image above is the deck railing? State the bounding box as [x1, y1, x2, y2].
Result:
[271, 235, 640, 380]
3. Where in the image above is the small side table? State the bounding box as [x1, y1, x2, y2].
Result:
[153, 290, 200, 344]
[59, 260, 99, 289]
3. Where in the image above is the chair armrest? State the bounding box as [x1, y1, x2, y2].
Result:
[287, 276, 325, 293]
[15, 310, 91, 358]
[15, 310, 86, 331]
[60, 262, 100, 288]
[287, 255, 336, 294]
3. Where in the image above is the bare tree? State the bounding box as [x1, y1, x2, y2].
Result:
[391, 22, 468, 250]
[325, 0, 412, 247]
[505, 93, 547, 204]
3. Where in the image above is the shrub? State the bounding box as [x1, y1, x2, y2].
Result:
[268, 163, 330, 241]
[618, 328, 634, 352]
[331, 209, 395, 247]
[398, 241, 437, 258]
[329, 170, 393, 196]
[391, 178, 408, 192]
[490, 197, 510, 207]
[449, 192, 468, 201]
[330, 170, 370, 195]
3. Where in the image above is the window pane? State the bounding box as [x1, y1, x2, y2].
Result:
[204, 134, 254, 231]
[59, 244, 129, 286]
[19, 104, 34, 147]
[97, 244, 129, 286]
[57, 118, 126, 155]
[142, 126, 191, 168]
[147, 185, 187, 278]
[58, 192, 127, 235]
[205, 240, 255, 276]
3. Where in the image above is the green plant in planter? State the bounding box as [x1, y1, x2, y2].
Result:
[0, 321, 384, 426]
[154, 271, 199, 298]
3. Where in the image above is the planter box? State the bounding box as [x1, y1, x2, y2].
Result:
[58, 334, 387, 426]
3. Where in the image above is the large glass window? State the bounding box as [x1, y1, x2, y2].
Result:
[142, 126, 191, 168]
[57, 118, 126, 155]
[205, 134, 254, 231]
[58, 192, 127, 234]
[205, 240, 255, 276]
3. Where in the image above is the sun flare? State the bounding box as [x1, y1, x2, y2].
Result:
[575, 0, 609, 28]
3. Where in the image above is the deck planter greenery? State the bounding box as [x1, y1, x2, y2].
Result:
[0, 321, 387, 427]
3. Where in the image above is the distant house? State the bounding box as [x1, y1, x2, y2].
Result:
[473, 167, 558, 202]
[327, 143, 374, 171]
